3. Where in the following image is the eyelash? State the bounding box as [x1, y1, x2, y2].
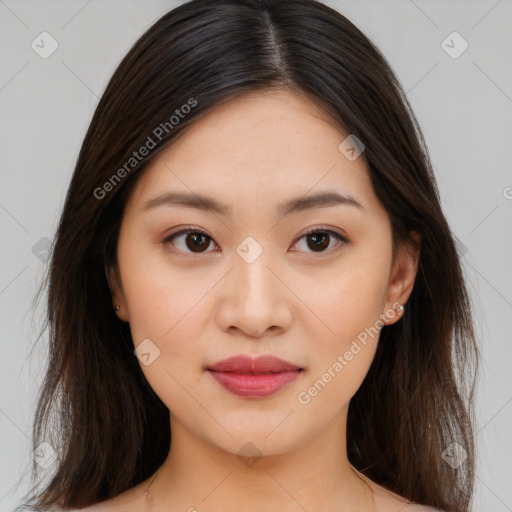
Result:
[162, 225, 348, 256]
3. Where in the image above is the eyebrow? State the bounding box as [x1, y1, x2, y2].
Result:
[142, 190, 364, 216]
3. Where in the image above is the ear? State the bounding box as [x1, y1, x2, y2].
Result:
[381, 231, 421, 326]
[107, 265, 129, 322]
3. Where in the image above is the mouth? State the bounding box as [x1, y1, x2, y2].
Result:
[205, 354, 304, 398]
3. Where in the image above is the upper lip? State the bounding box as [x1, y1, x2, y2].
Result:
[206, 355, 302, 373]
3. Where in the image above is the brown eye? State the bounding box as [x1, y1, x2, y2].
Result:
[164, 229, 216, 254]
[293, 228, 346, 254]
[184, 232, 211, 252]
[307, 232, 330, 251]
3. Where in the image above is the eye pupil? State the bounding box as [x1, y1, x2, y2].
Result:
[186, 233, 209, 252]
[307, 232, 330, 252]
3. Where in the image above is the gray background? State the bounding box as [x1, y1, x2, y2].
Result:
[1, 1, 511, 510]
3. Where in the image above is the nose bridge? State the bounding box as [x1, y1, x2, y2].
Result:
[219, 237, 290, 336]
[233, 239, 276, 306]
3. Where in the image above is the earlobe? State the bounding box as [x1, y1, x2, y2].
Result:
[107, 265, 129, 322]
[382, 231, 421, 326]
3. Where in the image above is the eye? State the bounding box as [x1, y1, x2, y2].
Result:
[163, 228, 217, 254]
[292, 227, 347, 254]
[162, 226, 347, 255]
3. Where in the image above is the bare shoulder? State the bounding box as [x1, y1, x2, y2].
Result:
[391, 505, 445, 512]
[373, 491, 446, 512]
[70, 478, 151, 512]
[373, 492, 445, 512]
[356, 470, 445, 512]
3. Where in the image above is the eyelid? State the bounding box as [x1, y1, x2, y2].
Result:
[162, 225, 217, 252]
[297, 225, 348, 242]
[163, 225, 212, 240]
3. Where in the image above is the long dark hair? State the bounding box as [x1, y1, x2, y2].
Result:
[18, 0, 479, 510]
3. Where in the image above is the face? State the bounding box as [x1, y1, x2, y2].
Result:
[109, 89, 419, 458]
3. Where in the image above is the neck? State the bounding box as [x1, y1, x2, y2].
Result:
[146, 410, 375, 512]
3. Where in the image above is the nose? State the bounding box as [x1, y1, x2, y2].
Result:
[216, 250, 293, 339]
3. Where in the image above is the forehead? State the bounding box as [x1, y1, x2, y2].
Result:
[125, 89, 380, 216]
[162, 89, 348, 166]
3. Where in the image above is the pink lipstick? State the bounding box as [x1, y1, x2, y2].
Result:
[206, 354, 303, 397]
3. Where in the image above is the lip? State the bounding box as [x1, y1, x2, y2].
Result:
[207, 354, 302, 373]
[206, 355, 303, 398]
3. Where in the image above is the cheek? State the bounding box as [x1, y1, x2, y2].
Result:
[297, 249, 391, 347]
[295, 297, 383, 416]
[295, 245, 391, 399]
[115, 235, 206, 354]
[122, 265, 207, 354]
[119, 256, 211, 411]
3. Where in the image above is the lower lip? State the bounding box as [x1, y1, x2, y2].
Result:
[207, 370, 302, 397]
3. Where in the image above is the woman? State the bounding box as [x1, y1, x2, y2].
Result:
[20, 0, 479, 511]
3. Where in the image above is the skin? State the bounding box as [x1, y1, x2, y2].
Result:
[94, 89, 425, 512]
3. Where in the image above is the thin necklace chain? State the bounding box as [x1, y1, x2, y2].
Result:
[144, 469, 160, 512]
